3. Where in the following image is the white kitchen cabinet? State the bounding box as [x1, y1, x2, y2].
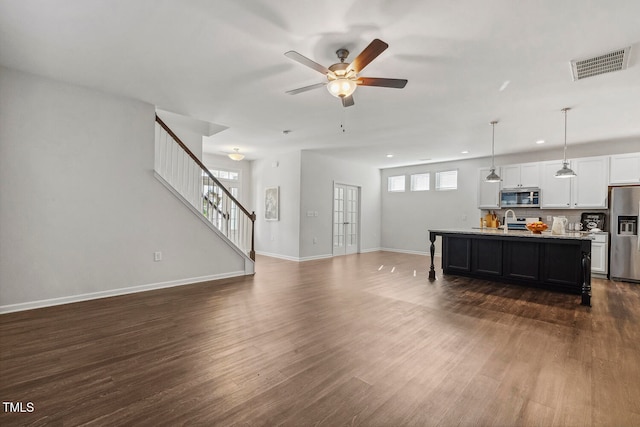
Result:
[540, 160, 572, 208]
[589, 233, 608, 276]
[501, 165, 521, 189]
[478, 167, 501, 208]
[540, 156, 608, 209]
[572, 156, 609, 208]
[609, 152, 640, 184]
[501, 163, 540, 189]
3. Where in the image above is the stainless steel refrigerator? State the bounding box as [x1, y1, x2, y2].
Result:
[609, 186, 640, 282]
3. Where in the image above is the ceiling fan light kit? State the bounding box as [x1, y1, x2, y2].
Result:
[327, 78, 357, 98]
[285, 39, 407, 108]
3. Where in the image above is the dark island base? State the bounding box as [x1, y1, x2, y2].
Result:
[428, 231, 591, 306]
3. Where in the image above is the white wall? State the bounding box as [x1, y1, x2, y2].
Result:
[380, 139, 640, 254]
[300, 151, 381, 259]
[251, 151, 301, 259]
[0, 67, 246, 311]
[381, 159, 486, 254]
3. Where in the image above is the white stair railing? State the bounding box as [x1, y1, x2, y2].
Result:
[154, 115, 255, 261]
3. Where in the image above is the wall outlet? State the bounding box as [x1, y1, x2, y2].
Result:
[313, 237, 317, 244]
[547, 216, 552, 222]
[154, 251, 162, 262]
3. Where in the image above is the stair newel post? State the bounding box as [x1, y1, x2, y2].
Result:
[250, 211, 256, 261]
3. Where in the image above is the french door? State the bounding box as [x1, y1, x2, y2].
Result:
[333, 184, 360, 256]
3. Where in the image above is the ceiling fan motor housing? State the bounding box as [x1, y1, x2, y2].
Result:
[328, 62, 352, 79]
[336, 48, 349, 63]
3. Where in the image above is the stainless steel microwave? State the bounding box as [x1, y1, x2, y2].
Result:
[500, 188, 540, 208]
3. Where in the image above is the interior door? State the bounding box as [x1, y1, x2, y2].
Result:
[333, 184, 360, 256]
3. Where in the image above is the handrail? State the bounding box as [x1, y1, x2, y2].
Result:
[155, 114, 255, 261]
[155, 115, 253, 219]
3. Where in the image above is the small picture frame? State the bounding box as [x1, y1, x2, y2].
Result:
[265, 186, 279, 221]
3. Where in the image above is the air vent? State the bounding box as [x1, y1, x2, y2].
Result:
[570, 46, 631, 81]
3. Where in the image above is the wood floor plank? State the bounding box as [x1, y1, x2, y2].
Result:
[1, 252, 639, 425]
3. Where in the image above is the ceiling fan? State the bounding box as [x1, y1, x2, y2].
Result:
[284, 39, 408, 107]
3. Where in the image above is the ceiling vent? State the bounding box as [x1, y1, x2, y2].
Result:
[570, 46, 631, 81]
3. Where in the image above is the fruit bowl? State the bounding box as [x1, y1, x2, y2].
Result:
[526, 222, 548, 234]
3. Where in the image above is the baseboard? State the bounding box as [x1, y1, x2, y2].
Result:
[359, 247, 382, 253]
[0, 271, 245, 314]
[255, 251, 332, 262]
[380, 247, 437, 256]
[298, 254, 333, 262]
[257, 251, 383, 262]
[256, 251, 300, 262]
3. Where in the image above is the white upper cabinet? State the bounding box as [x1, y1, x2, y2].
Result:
[478, 167, 501, 208]
[609, 152, 640, 184]
[572, 156, 609, 208]
[501, 165, 521, 188]
[540, 156, 609, 209]
[501, 163, 540, 189]
[540, 160, 572, 208]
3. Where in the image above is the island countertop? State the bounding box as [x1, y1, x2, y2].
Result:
[429, 228, 593, 240]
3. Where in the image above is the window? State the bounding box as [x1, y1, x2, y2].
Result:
[411, 173, 430, 191]
[436, 170, 458, 191]
[388, 175, 406, 192]
[206, 168, 239, 181]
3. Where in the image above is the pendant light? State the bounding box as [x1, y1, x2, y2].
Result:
[485, 120, 501, 182]
[228, 148, 244, 161]
[555, 107, 577, 178]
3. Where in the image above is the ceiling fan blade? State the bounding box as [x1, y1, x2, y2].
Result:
[285, 82, 327, 95]
[342, 95, 355, 107]
[285, 51, 332, 75]
[357, 77, 408, 88]
[346, 39, 389, 74]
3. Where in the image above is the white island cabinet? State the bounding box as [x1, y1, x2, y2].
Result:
[610, 152, 640, 184]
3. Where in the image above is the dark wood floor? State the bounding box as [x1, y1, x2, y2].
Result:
[1, 252, 639, 426]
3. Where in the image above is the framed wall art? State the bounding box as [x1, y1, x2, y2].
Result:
[265, 186, 279, 221]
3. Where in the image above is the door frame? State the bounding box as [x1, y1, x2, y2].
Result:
[332, 181, 361, 256]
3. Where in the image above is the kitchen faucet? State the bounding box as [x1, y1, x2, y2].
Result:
[504, 209, 516, 233]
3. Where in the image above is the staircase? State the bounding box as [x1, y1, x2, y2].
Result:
[154, 115, 255, 269]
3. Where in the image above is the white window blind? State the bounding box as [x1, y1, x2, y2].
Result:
[388, 175, 406, 192]
[411, 173, 430, 191]
[436, 170, 458, 191]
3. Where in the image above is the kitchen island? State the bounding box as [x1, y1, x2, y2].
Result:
[428, 229, 592, 306]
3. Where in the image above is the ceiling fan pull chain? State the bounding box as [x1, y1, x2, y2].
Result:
[340, 108, 347, 133]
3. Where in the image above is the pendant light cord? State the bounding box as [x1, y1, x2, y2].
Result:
[490, 120, 497, 168]
[562, 107, 570, 163]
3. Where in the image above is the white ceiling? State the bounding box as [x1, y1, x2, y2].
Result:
[1, 0, 639, 168]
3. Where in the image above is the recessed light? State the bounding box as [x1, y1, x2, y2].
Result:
[461, 150, 469, 154]
[536, 139, 545, 144]
[386, 154, 394, 158]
